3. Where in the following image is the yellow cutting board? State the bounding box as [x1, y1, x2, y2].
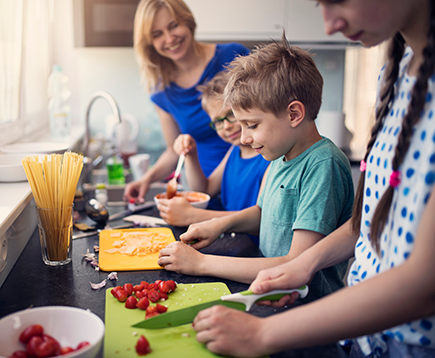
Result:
[99, 228, 176, 271]
[105, 282, 245, 358]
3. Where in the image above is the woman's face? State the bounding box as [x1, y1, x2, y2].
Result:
[317, 0, 419, 47]
[150, 6, 194, 62]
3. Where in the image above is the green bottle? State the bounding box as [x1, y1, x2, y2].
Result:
[106, 155, 125, 185]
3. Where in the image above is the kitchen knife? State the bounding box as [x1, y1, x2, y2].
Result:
[132, 286, 308, 329]
[108, 201, 155, 221]
[72, 223, 134, 239]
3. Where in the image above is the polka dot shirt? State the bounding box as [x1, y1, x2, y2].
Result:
[347, 47, 435, 356]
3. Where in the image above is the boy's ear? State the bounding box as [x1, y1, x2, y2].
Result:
[287, 101, 305, 128]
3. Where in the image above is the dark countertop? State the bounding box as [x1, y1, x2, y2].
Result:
[0, 204, 348, 358]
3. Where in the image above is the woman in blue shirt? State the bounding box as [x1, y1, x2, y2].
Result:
[124, 0, 249, 202]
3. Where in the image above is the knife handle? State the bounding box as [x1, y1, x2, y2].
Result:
[221, 286, 309, 311]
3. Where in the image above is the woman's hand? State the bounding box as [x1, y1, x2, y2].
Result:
[156, 196, 195, 227]
[123, 178, 150, 203]
[193, 306, 268, 357]
[179, 219, 224, 249]
[158, 241, 203, 275]
[173, 134, 197, 156]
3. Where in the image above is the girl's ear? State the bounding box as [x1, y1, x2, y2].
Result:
[287, 101, 306, 128]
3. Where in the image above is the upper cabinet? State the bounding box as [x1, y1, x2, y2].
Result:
[184, 0, 287, 41]
[184, 0, 348, 44]
[73, 0, 349, 47]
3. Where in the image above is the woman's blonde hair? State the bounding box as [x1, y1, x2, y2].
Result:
[134, 0, 198, 92]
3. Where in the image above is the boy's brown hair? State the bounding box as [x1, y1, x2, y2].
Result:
[198, 71, 228, 111]
[223, 34, 323, 120]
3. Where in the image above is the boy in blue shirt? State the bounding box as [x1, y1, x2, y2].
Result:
[156, 72, 270, 244]
[158, 36, 354, 301]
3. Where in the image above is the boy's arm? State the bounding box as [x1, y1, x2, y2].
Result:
[161, 229, 325, 283]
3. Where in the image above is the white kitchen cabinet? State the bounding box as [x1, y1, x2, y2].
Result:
[287, 0, 346, 43]
[184, 0, 287, 41]
[184, 0, 349, 44]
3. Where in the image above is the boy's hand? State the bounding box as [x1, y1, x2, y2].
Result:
[193, 306, 267, 357]
[179, 219, 223, 249]
[156, 196, 194, 227]
[123, 178, 149, 203]
[158, 241, 203, 275]
[173, 134, 197, 156]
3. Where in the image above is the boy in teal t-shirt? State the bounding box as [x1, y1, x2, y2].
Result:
[158, 35, 354, 302]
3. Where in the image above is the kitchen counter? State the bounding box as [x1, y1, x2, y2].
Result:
[0, 202, 348, 358]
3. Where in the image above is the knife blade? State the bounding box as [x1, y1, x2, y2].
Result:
[132, 286, 308, 329]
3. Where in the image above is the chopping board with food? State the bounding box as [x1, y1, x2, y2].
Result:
[99, 228, 176, 271]
[104, 282, 268, 358]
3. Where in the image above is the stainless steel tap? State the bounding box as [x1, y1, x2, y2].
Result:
[83, 91, 122, 160]
[82, 91, 122, 184]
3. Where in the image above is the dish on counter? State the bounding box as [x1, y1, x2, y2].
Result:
[0, 141, 69, 154]
[0, 153, 35, 182]
[154, 191, 211, 209]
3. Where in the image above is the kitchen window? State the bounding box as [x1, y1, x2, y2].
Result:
[0, 0, 52, 146]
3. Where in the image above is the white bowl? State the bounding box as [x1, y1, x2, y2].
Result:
[0, 141, 69, 154]
[0, 306, 104, 358]
[154, 191, 211, 209]
[0, 153, 34, 182]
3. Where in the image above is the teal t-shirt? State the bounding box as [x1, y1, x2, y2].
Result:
[258, 137, 354, 301]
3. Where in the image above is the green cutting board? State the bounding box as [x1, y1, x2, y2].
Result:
[104, 282, 257, 357]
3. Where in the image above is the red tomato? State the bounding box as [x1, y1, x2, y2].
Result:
[154, 280, 162, 286]
[59, 347, 74, 355]
[147, 283, 158, 291]
[133, 284, 143, 292]
[76, 341, 90, 350]
[135, 290, 145, 299]
[135, 335, 151, 356]
[26, 336, 43, 357]
[110, 286, 122, 298]
[145, 312, 159, 319]
[147, 290, 160, 303]
[9, 351, 29, 358]
[123, 283, 134, 296]
[159, 281, 170, 294]
[125, 295, 138, 309]
[159, 292, 168, 301]
[19, 324, 44, 343]
[114, 288, 128, 302]
[166, 280, 177, 292]
[35, 340, 58, 357]
[140, 281, 149, 290]
[136, 297, 150, 310]
[145, 306, 158, 316]
[156, 303, 168, 313]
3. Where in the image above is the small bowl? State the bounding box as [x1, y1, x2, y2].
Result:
[0, 306, 104, 358]
[154, 191, 211, 209]
[0, 153, 35, 182]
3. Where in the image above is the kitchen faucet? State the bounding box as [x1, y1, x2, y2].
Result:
[82, 91, 122, 184]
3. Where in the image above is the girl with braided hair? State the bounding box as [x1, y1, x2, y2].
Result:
[189, 1, 435, 357]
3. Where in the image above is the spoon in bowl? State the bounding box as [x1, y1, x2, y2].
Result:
[166, 154, 185, 199]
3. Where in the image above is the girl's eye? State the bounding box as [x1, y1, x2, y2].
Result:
[169, 22, 179, 30]
[151, 32, 162, 39]
[247, 124, 258, 130]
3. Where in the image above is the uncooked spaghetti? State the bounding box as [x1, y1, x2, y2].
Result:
[22, 152, 83, 262]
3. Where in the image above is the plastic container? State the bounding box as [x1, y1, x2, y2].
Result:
[95, 183, 108, 206]
[106, 155, 125, 185]
[47, 65, 72, 140]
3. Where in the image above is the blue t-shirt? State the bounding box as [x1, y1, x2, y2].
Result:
[151, 43, 250, 177]
[221, 146, 269, 211]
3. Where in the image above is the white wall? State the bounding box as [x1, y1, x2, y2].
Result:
[51, 1, 163, 152]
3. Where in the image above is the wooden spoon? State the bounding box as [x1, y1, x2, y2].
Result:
[166, 154, 185, 199]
